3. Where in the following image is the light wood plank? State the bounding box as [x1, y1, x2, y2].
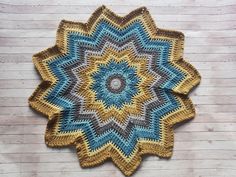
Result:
[1, 20, 236, 30]
[2, 95, 236, 107]
[1, 0, 236, 6]
[0, 141, 236, 153]
[2, 37, 236, 46]
[1, 62, 236, 70]
[0, 123, 236, 135]
[1, 53, 236, 63]
[1, 86, 236, 98]
[1, 29, 236, 38]
[1, 170, 236, 177]
[2, 14, 236, 22]
[1, 46, 236, 54]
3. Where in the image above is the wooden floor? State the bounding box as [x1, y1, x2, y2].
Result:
[0, 0, 236, 177]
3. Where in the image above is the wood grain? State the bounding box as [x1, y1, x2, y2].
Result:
[0, 0, 236, 177]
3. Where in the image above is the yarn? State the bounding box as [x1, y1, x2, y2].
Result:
[29, 5, 201, 176]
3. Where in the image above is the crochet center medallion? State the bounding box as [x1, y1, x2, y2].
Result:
[29, 6, 201, 176]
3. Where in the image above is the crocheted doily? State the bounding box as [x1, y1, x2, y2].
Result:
[29, 5, 201, 176]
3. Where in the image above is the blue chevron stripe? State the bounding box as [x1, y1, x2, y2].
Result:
[42, 20, 185, 156]
[59, 89, 180, 156]
[47, 21, 185, 99]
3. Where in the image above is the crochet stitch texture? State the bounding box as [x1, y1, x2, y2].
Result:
[29, 5, 201, 176]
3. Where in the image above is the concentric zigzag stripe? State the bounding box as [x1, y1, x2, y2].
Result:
[72, 42, 159, 120]
[74, 46, 156, 124]
[54, 36, 169, 145]
[40, 23, 186, 154]
[28, 5, 201, 176]
[38, 22, 196, 150]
